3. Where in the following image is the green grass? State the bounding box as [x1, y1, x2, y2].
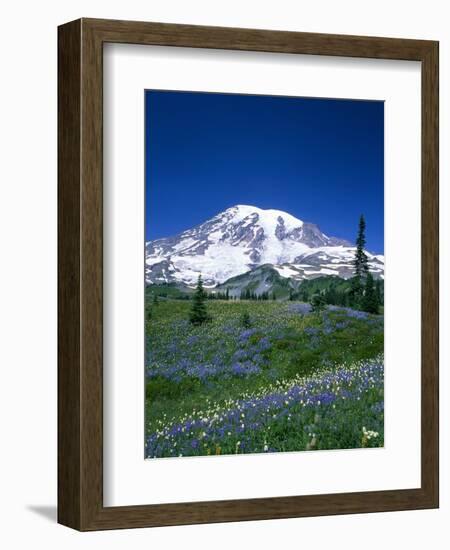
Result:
[145, 300, 384, 457]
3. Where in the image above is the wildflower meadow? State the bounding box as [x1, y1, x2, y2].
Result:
[145, 299, 384, 458]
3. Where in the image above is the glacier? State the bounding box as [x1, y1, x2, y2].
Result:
[145, 205, 384, 287]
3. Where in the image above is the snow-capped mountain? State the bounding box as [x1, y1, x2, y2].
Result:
[145, 205, 384, 287]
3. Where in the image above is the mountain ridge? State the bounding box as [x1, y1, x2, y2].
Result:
[145, 205, 384, 287]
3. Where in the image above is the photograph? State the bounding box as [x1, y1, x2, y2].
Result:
[144, 90, 385, 459]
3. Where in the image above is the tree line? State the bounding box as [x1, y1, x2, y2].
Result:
[307, 215, 383, 314]
[348, 214, 382, 313]
[146, 213, 383, 325]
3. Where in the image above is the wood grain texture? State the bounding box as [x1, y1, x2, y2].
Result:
[420, 41, 439, 505]
[58, 18, 439, 531]
[57, 19, 82, 530]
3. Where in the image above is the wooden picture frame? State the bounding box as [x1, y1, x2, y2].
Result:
[58, 18, 439, 531]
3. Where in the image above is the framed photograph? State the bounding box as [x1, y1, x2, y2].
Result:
[58, 18, 439, 530]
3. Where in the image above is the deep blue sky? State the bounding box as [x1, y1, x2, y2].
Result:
[145, 90, 384, 253]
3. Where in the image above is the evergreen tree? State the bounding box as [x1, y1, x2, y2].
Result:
[225, 289, 229, 301]
[349, 276, 362, 308]
[325, 285, 337, 305]
[354, 215, 369, 278]
[362, 272, 379, 314]
[350, 214, 370, 307]
[152, 293, 159, 306]
[146, 306, 152, 322]
[375, 279, 383, 306]
[335, 291, 344, 306]
[310, 292, 326, 313]
[189, 274, 210, 325]
[241, 311, 251, 329]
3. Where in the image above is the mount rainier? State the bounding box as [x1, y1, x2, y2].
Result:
[145, 205, 384, 288]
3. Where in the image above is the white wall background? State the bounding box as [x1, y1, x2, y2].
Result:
[0, 1, 447, 548]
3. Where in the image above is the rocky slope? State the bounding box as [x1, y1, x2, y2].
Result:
[145, 205, 384, 287]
